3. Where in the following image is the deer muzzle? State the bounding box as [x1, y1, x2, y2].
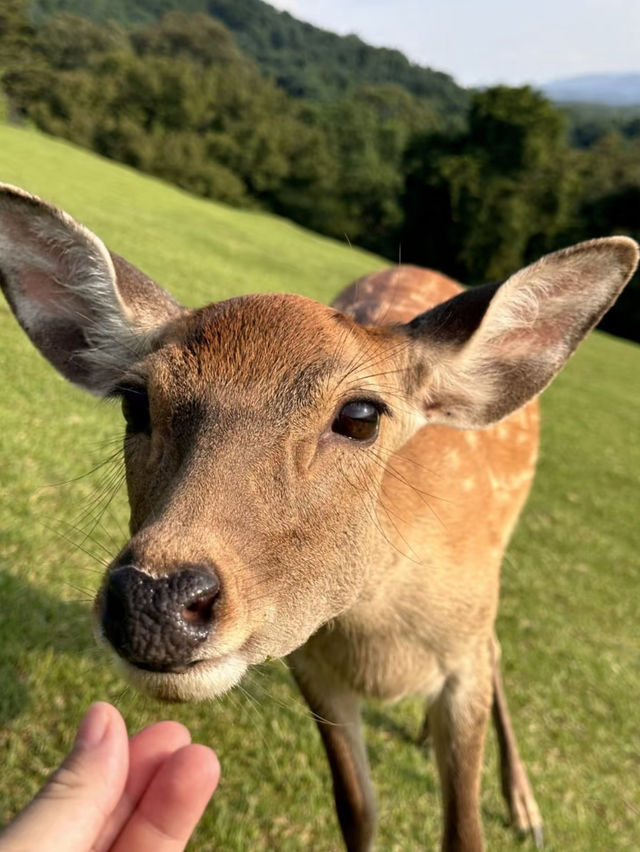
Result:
[101, 564, 221, 673]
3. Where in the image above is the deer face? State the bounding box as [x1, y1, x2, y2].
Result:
[95, 294, 415, 700]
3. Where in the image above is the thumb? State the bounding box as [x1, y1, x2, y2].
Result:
[0, 703, 129, 852]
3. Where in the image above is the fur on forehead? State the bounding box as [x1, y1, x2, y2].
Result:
[154, 292, 376, 408]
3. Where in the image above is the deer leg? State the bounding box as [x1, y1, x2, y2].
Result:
[490, 636, 544, 848]
[289, 662, 376, 852]
[417, 704, 431, 750]
[429, 646, 493, 852]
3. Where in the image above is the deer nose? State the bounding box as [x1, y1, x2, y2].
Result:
[101, 564, 221, 672]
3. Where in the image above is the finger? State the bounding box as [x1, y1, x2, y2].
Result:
[0, 703, 129, 852]
[110, 744, 220, 852]
[93, 721, 192, 852]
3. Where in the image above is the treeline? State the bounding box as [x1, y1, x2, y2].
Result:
[562, 102, 640, 148]
[0, 5, 445, 253]
[29, 0, 470, 112]
[2, 1, 640, 341]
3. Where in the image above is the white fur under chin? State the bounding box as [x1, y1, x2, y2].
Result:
[113, 653, 249, 702]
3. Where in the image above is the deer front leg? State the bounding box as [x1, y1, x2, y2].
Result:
[429, 646, 493, 852]
[490, 637, 544, 848]
[289, 657, 376, 852]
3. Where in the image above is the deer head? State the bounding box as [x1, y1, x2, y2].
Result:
[1, 184, 637, 702]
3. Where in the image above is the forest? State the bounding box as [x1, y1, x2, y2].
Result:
[2, 0, 640, 341]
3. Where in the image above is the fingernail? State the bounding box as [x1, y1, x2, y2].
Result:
[75, 702, 110, 749]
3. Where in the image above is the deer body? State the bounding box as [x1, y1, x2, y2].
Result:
[290, 269, 540, 850]
[1, 185, 637, 851]
[296, 267, 539, 703]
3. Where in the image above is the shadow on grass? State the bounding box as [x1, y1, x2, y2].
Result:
[264, 664, 444, 798]
[364, 705, 522, 840]
[363, 704, 424, 748]
[0, 567, 95, 724]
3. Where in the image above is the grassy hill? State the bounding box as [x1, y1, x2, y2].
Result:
[1, 123, 639, 851]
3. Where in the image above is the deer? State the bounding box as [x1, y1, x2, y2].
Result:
[0, 182, 637, 852]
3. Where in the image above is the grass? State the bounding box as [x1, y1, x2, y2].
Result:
[1, 122, 639, 851]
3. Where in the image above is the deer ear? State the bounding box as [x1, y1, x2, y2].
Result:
[0, 184, 185, 395]
[402, 237, 639, 428]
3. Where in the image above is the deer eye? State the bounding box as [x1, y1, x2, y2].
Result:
[332, 400, 381, 442]
[120, 385, 151, 436]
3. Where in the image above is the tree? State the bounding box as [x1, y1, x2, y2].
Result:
[401, 86, 576, 282]
[562, 134, 640, 340]
[33, 13, 127, 70]
[131, 11, 248, 69]
[299, 85, 441, 254]
[0, 0, 33, 61]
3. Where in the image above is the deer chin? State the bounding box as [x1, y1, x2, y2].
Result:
[108, 650, 249, 702]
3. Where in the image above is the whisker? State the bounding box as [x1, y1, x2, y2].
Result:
[37, 519, 109, 570]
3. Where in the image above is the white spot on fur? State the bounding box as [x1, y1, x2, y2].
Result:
[487, 466, 502, 490]
[461, 476, 476, 492]
[448, 449, 461, 469]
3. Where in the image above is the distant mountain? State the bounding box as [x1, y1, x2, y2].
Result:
[29, 0, 469, 114]
[542, 73, 640, 106]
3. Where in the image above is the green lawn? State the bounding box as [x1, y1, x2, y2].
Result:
[1, 123, 638, 851]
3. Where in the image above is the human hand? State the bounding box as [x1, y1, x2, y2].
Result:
[0, 702, 219, 851]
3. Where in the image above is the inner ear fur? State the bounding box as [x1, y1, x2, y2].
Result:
[403, 237, 639, 429]
[0, 184, 185, 394]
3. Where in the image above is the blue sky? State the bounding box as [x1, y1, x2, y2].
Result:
[271, 0, 639, 87]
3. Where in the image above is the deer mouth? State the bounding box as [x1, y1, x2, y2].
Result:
[110, 650, 249, 701]
[93, 608, 249, 700]
[132, 658, 204, 674]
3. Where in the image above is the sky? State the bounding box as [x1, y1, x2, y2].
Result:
[270, 0, 640, 88]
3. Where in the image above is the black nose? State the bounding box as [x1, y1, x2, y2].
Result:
[102, 564, 221, 672]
